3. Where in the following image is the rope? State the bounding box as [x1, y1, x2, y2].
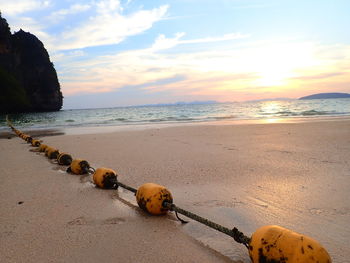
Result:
[163, 201, 251, 248]
[108, 177, 138, 194]
[116, 181, 137, 194]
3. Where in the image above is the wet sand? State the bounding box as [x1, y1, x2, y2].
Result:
[1, 119, 349, 262]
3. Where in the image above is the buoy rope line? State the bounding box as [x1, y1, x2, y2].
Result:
[5, 117, 249, 244]
[5, 116, 333, 263]
[116, 181, 138, 193]
[163, 201, 250, 248]
[102, 171, 251, 246]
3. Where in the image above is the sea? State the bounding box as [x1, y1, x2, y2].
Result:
[1, 98, 350, 133]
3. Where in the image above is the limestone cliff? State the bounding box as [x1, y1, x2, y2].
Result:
[0, 13, 62, 113]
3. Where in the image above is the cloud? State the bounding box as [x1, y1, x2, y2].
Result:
[126, 75, 187, 90]
[55, 2, 169, 50]
[96, 0, 122, 14]
[292, 72, 345, 81]
[51, 50, 86, 64]
[152, 32, 186, 50]
[151, 32, 250, 51]
[182, 33, 250, 44]
[49, 4, 91, 22]
[0, 0, 50, 16]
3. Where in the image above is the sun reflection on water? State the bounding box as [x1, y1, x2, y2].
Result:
[257, 101, 289, 123]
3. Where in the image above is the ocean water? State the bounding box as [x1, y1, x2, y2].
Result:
[1, 98, 350, 132]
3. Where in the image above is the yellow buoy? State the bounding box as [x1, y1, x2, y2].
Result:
[44, 147, 52, 155]
[45, 147, 60, 159]
[57, 153, 73, 165]
[136, 183, 173, 215]
[38, 144, 48, 152]
[31, 139, 41, 147]
[67, 159, 90, 174]
[93, 167, 118, 189]
[249, 225, 332, 263]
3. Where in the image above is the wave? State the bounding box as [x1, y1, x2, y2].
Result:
[149, 117, 196, 122]
[275, 111, 297, 116]
[301, 110, 329, 116]
[271, 110, 331, 117]
[208, 115, 236, 120]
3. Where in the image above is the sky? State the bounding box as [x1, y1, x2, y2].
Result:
[1, 0, 350, 109]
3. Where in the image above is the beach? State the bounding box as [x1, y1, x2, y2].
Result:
[1, 119, 349, 262]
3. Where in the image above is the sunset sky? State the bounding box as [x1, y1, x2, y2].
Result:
[1, 0, 350, 109]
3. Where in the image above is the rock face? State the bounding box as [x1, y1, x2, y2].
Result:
[0, 14, 62, 113]
[299, 92, 350, 100]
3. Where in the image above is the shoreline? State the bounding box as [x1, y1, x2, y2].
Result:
[2, 115, 350, 138]
[1, 118, 349, 262]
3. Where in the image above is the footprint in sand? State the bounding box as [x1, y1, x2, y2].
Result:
[67, 216, 126, 226]
[67, 216, 88, 226]
[309, 207, 350, 216]
[101, 217, 126, 225]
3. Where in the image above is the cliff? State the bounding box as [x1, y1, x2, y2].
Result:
[299, 93, 350, 100]
[0, 13, 62, 113]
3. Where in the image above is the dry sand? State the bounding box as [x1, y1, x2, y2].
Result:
[1, 119, 349, 262]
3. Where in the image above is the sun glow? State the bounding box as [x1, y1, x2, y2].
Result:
[251, 42, 316, 87]
[256, 68, 290, 87]
[185, 42, 319, 92]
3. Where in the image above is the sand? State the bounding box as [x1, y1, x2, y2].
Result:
[1, 119, 349, 262]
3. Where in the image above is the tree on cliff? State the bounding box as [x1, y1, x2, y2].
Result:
[0, 12, 63, 113]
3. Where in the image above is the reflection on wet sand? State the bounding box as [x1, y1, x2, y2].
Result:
[0, 129, 65, 139]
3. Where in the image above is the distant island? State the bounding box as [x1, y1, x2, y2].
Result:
[299, 93, 350, 100]
[134, 100, 218, 107]
[246, 97, 292, 102]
